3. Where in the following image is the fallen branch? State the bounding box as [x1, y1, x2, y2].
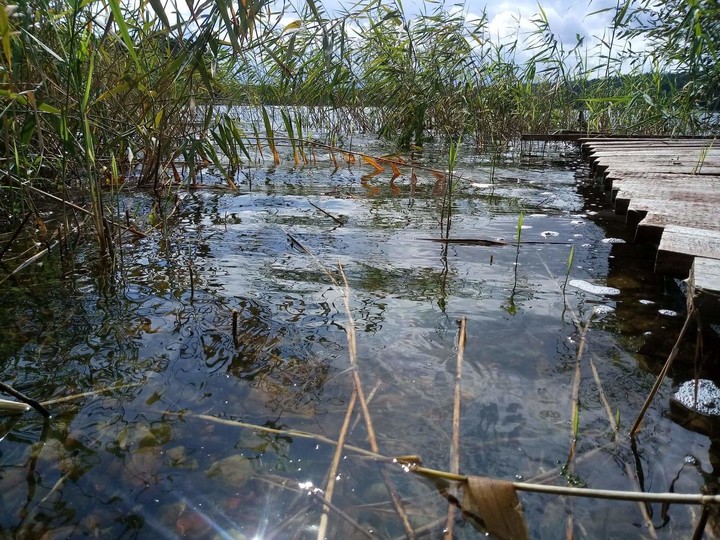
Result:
[0, 381, 51, 418]
[24, 184, 147, 238]
[406, 462, 720, 505]
[40, 382, 142, 407]
[0, 211, 33, 261]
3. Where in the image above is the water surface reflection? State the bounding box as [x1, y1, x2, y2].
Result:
[0, 146, 711, 538]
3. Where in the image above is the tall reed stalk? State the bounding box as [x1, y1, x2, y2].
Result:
[1, 0, 717, 251]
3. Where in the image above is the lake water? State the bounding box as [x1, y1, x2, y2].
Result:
[0, 140, 712, 539]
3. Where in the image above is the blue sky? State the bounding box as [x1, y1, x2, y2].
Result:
[170, 0, 641, 71]
[314, 0, 638, 68]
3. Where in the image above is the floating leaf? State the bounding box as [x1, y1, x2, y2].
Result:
[361, 155, 384, 172]
[386, 159, 402, 177]
[461, 476, 529, 540]
[431, 170, 446, 183]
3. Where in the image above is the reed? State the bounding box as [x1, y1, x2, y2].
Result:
[1, 0, 717, 250]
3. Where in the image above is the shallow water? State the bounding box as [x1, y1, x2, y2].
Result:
[0, 142, 714, 539]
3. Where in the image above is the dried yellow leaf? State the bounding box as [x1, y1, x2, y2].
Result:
[461, 476, 529, 540]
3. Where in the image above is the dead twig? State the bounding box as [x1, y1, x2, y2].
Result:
[158, 411, 720, 507]
[566, 312, 594, 470]
[308, 200, 345, 226]
[406, 462, 720, 505]
[317, 388, 358, 540]
[338, 262, 417, 539]
[24, 184, 147, 238]
[0, 211, 33, 261]
[0, 381, 51, 418]
[40, 382, 141, 407]
[630, 302, 696, 437]
[444, 317, 466, 540]
[308, 488, 374, 540]
[564, 311, 595, 540]
[255, 474, 374, 540]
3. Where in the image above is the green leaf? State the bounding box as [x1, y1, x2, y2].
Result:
[214, 0, 241, 54]
[148, 0, 171, 30]
[566, 244, 575, 273]
[107, 0, 139, 66]
[516, 213, 523, 244]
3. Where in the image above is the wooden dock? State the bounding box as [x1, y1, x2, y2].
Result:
[579, 137, 720, 317]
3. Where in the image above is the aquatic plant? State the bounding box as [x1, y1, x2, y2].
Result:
[1, 0, 718, 263]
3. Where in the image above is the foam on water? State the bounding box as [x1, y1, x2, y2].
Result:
[659, 309, 678, 317]
[540, 231, 559, 238]
[568, 279, 621, 296]
[602, 237, 626, 244]
[673, 379, 720, 416]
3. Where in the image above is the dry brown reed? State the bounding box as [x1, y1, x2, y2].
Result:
[338, 262, 417, 539]
[443, 317, 467, 540]
[317, 388, 358, 540]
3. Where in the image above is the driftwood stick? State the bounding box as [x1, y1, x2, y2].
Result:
[444, 317, 467, 540]
[566, 312, 594, 471]
[350, 381, 382, 433]
[406, 463, 720, 504]
[0, 211, 33, 261]
[0, 381, 51, 418]
[40, 382, 141, 406]
[185, 412, 384, 459]
[24, 184, 147, 237]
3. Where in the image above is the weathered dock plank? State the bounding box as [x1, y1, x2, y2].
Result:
[603, 172, 718, 192]
[580, 137, 715, 145]
[577, 136, 720, 313]
[620, 200, 720, 243]
[691, 258, 720, 320]
[596, 163, 720, 176]
[656, 226, 720, 276]
[590, 150, 720, 161]
[523, 134, 720, 330]
[693, 257, 720, 295]
[611, 177, 720, 214]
